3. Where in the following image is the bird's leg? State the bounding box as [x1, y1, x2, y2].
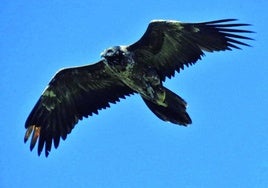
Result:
[143, 69, 161, 86]
[142, 69, 166, 106]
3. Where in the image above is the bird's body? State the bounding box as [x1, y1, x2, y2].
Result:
[102, 46, 166, 106]
[24, 19, 253, 156]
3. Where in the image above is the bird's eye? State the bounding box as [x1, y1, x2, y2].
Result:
[106, 49, 115, 56]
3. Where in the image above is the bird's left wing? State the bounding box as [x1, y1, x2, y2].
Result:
[127, 19, 253, 81]
[24, 60, 135, 156]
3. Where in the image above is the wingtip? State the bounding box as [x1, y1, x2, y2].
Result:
[24, 125, 34, 143]
[26, 125, 41, 151]
[204, 18, 238, 24]
[45, 151, 50, 157]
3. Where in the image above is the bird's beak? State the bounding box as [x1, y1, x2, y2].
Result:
[100, 50, 106, 58]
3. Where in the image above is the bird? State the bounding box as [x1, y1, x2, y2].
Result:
[24, 19, 253, 157]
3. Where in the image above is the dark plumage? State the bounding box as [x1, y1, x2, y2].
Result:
[24, 19, 253, 156]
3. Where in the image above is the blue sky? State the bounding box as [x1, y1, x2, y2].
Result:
[1, 1, 267, 187]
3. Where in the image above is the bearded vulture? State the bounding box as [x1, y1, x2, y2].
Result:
[24, 19, 253, 156]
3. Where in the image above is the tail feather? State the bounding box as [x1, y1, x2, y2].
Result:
[142, 87, 192, 126]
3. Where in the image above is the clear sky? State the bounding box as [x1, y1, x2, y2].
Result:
[1, 1, 267, 188]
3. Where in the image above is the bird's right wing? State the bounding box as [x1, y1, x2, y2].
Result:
[24, 60, 135, 156]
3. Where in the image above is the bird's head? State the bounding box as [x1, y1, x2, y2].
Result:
[101, 46, 121, 58]
[101, 46, 128, 63]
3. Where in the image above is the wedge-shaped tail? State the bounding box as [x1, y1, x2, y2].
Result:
[142, 87, 192, 126]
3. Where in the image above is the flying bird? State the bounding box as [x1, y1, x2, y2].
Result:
[24, 19, 253, 157]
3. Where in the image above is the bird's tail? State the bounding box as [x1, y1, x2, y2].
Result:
[142, 87, 192, 126]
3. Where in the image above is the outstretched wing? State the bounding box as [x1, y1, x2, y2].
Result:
[24, 60, 135, 156]
[127, 19, 253, 81]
